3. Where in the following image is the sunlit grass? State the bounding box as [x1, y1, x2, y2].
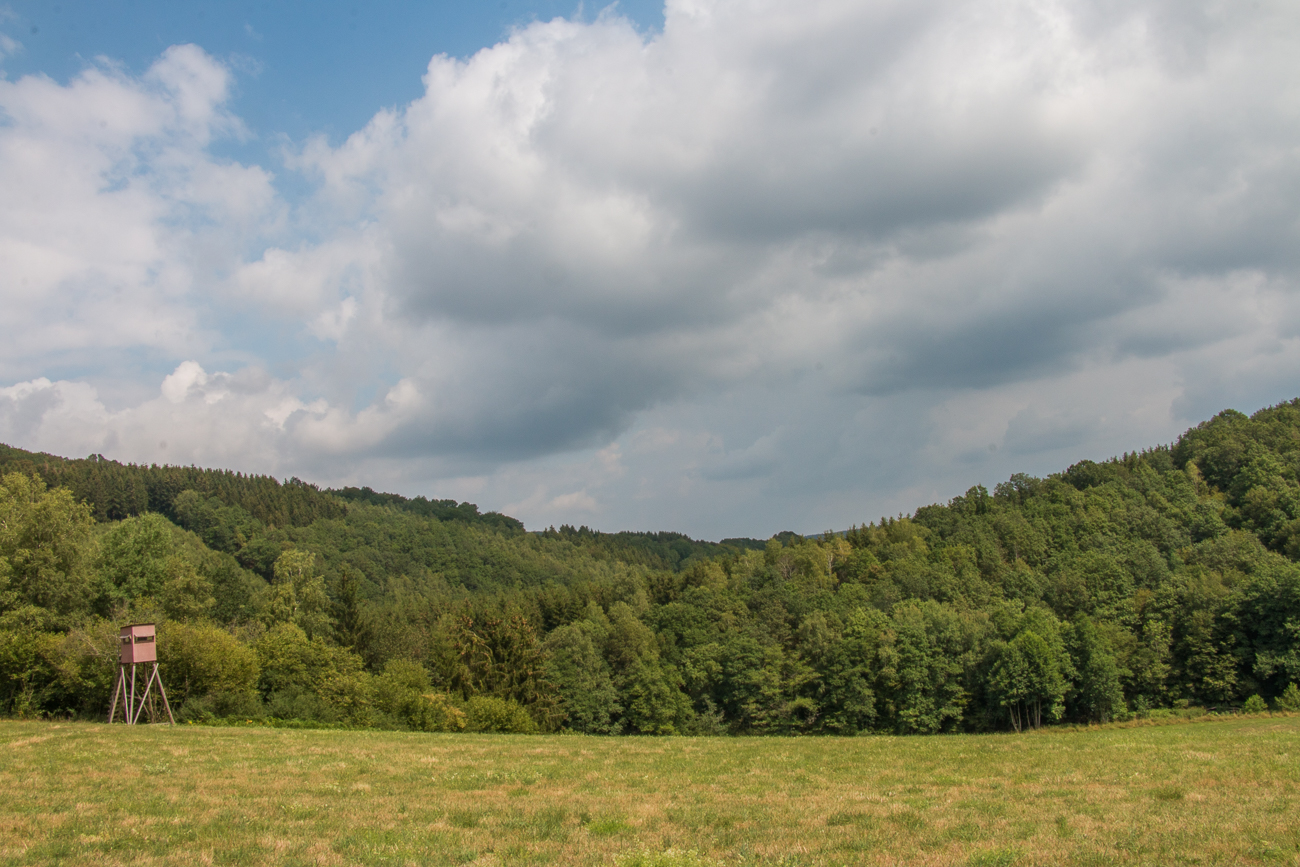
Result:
[1, 716, 1298, 865]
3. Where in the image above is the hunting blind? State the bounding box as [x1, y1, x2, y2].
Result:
[108, 624, 175, 725]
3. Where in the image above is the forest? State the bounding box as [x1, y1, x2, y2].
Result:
[2, 400, 1300, 735]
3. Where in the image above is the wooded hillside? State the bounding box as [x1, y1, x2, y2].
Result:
[2, 400, 1299, 733]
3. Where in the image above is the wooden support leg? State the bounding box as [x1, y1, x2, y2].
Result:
[127, 664, 139, 725]
[154, 664, 176, 725]
[108, 666, 125, 723]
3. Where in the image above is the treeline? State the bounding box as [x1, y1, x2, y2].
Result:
[3, 401, 1300, 734]
[329, 486, 525, 532]
[536, 525, 766, 572]
[0, 445, 344, 527]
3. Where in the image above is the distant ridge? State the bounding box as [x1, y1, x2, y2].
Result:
[0, 442, 343, 527]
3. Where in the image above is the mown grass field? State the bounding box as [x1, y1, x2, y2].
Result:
[1, 716, 1298, 866]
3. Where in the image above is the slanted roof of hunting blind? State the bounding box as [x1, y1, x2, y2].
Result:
[119, 623, 157, 664]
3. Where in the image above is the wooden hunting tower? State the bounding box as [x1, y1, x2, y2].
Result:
[108, 624, 175, 725]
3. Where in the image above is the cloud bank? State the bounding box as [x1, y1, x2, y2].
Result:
[2, 0, 1299, 537]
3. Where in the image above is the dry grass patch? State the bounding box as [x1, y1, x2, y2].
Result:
[1, 717, 1298, 865]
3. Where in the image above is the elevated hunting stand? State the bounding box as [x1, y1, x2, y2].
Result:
[108, 624, 175, 725]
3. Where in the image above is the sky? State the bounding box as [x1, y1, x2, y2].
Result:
[1, 0, 1298, 540]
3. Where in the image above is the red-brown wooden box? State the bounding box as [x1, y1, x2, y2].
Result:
[119, 624, 157, 664]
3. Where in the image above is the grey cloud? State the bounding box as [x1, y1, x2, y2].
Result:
[353, 322, 686, 462]
[858, 316, 1086, 395]
[1001, 406, 1098, 458]
[680, 135, 1078, 244]
[388, 225, 751, 334]
[1067, 0, 1254, 75]
[700, 430, 782, 481]
[849, 252, 1159, 395]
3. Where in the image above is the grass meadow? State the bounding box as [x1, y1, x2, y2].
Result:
[1, 716, 1298, 866]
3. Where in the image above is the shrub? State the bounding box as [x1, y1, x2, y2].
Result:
[374, 658, 430, 704]
[255, 622, 365, 696]
[45, 618, 121, 717]
[253, 622, 374, 724]
[316, 668, 377, 727]
[265, 686, 330, 722]
[0, 616, 60, 716]
[159, 621, 259, 708]
[1242, 694, 1268, 714]
[178, 689, 265, 723]
[1277, 683, 1300, 712]
[464, 695, 539, 733]
[413, 693, 467, 732]
[373, 659, 465, 731]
